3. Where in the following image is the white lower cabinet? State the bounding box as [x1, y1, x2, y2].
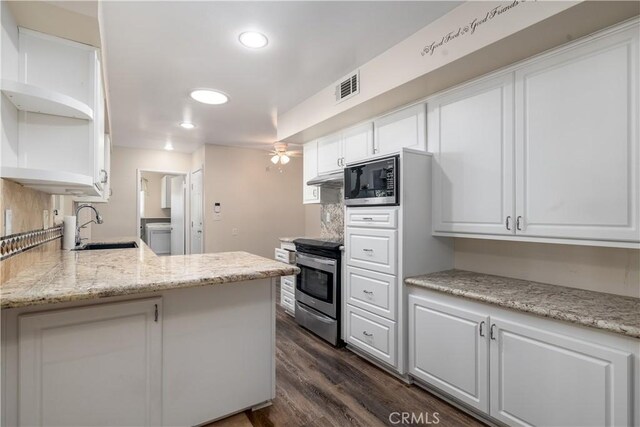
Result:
[346, 304, 396, 367]
[408, 290, 635, 427]
[490, 317, 632, 427]
[17, 298, 162, 427]
[408, 296, 489, 412]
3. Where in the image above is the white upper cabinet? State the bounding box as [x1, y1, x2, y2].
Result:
[316, 122, 374, 175]
[374, 103, 426, 156]
[342, 122, 373, 164]
[515, 24, 639, 242]
[429, 20, 639, 247]
[317, 132, 342, 175]
[430, 73, 515, 235]
[0, 25, 106, 196]
[303, 140, 320, 203]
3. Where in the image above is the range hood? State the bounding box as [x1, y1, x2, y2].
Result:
[307, 171, 343, 188]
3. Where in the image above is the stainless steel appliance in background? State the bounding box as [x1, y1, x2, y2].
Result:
[293, 238, 343, 346]
[344, 155, 399, 206]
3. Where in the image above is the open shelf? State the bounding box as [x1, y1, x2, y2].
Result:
[0, 79, 93, 120]
[1, 167, 99, 196]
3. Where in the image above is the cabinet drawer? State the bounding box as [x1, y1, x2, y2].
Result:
[274, 248, 296, 264]
[346, 267, 395, 320]
[281, 276, 295, 294]
[346, 208, 397, 229]
[346, 304, 396, 366]
[281, 289, 295, 312]
[346, 228, 397, 275]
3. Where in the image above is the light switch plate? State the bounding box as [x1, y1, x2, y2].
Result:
[4, 209, 12, 236]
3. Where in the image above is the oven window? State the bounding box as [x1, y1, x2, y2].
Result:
[297, 265, 334, 304]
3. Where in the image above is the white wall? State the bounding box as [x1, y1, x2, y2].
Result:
[454, 239, 640, 298]
[91, 146, 192, 240]
[202, 144, 306, 258]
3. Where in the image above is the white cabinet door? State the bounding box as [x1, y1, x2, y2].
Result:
[430, 73, 515, 235]
[317, 132, 342, 175]
[489, 317, 632, 427]
[303, 141, 320, 203]
[374, 103, 426, 155]
[408, 295, 489, 412]
[18, 298, 162, 427]
[343, 122, 373, 164]
[515, 26, 639, 242]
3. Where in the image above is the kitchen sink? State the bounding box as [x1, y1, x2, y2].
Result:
[75, 242, 138, 251]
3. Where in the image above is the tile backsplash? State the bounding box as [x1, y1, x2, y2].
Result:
[0, 179, 61, 282]
[320, 189, 344, 240]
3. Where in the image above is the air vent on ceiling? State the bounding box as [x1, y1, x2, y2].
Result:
[335, 70, 360, 104]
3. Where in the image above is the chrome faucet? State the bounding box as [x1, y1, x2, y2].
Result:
[75, 204, 104, 247]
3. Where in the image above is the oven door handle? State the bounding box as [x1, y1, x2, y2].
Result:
[296, 253, 336, 266]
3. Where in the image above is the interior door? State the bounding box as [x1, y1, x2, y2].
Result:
[190, 169, 203, 254]
[170, 175, 185, 255]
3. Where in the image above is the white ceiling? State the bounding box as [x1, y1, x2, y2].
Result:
[102, 1, 461, 153]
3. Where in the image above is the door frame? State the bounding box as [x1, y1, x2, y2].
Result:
[136, 168, 190, 254]
[190, 166, 204, 254]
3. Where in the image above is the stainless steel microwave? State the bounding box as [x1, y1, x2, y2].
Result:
[344, 155, 399, 206]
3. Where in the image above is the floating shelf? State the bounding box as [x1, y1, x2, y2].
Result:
[1, 167, 99, 196]
[0, 79, 93, 120]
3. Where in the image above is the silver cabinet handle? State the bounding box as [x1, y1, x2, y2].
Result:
[100, 169, 108, 184]
[337, 158, 341, 167]
[490, 324, 497, 340]
[479, 321, 485, 337]
[516, 216, 523, 231]
[362, 248, 374, 252]
[363, 290, 374, 295]
[362, 331, 373, 337]
[505, 216, 512, 231]
[313, 188, 318, 197]
[362, 217, 373, 221]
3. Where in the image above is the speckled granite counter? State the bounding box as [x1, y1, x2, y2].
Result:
[1, 238, 299, 309]
[405, 269, 640, 339]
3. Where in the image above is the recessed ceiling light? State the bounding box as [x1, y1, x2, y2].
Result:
[180, 122, 195, 129]
[164, 142, 174, 151]
[190, 89, 229, 105]
[239, 31, 268, 49]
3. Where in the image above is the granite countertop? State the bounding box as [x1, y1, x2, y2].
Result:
[405, 269, 640, 339]
[1, 238, 300, 309]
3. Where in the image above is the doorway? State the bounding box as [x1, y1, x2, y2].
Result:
[190, 168, 203, 254]
[136, 169, 188, 256]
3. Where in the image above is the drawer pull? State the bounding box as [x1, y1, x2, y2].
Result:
[362, 331, 373, 337]
[362, 217, 373, 221]
[362, 248, 374, 253]
[362, 290, 374, 295]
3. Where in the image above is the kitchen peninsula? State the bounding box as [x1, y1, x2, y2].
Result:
[1, 239, 299, 427]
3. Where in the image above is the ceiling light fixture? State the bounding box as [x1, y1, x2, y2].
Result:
[239, 31, 268, 49]
[164, 141, 174, 151]
[190, 89, 229, 105]
[180, 122, 195, 129]
[270, 142, 291, 165]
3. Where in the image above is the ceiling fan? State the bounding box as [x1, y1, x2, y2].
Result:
[268, 142, 301, 165]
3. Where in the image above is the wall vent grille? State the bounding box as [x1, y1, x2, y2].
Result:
[335, 70, 360, 104]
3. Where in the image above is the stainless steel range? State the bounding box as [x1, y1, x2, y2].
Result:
[293, 238, 343, 346]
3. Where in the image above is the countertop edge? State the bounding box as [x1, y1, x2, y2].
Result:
[405, 277, 640, 340]
[2, 265, 300, 310]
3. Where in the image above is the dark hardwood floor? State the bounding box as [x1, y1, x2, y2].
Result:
[244, 303, 486, 427]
